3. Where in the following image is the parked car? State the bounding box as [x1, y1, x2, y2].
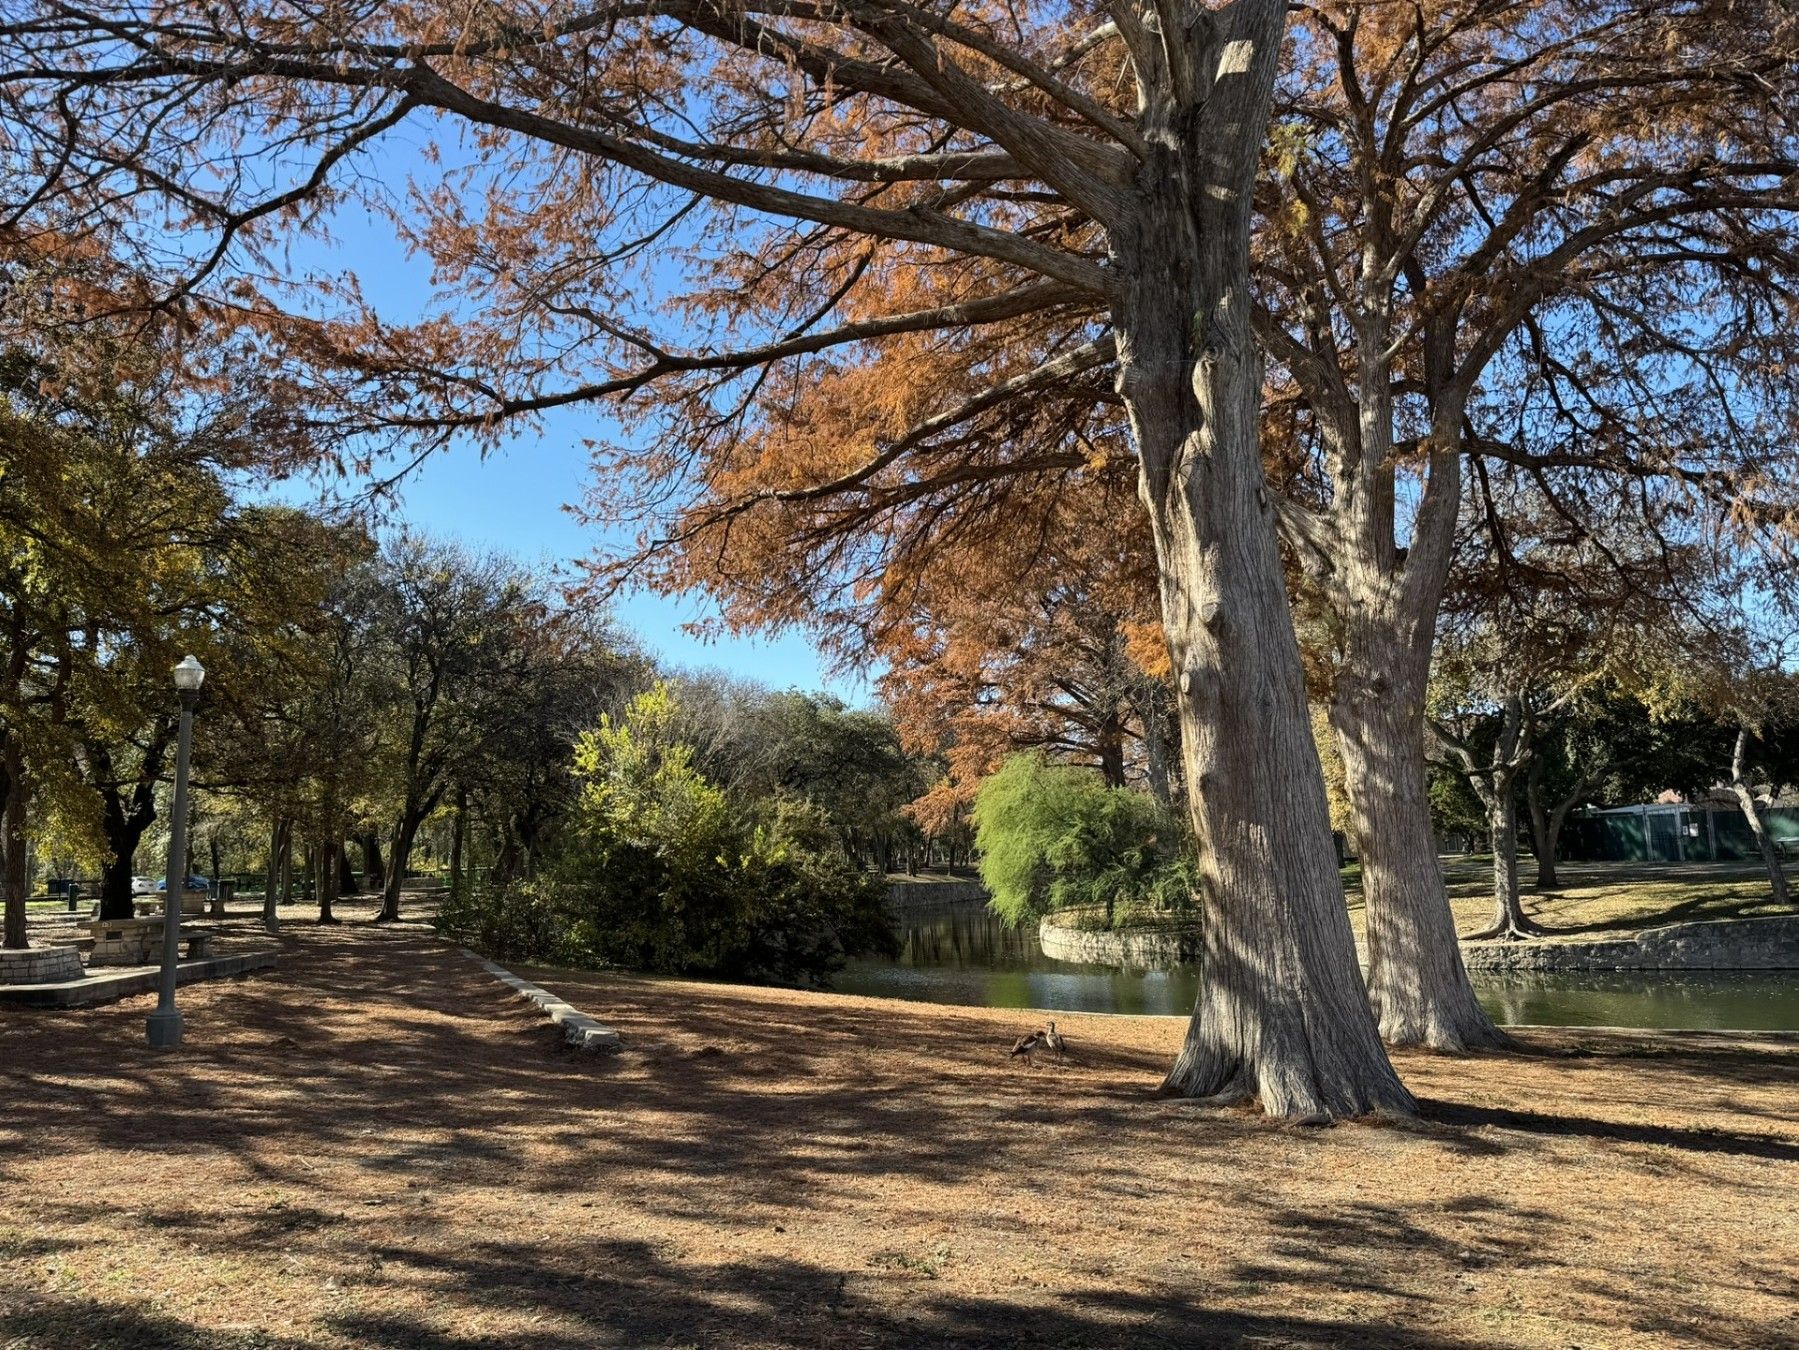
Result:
[131, 875, 157, 896]
[157, 875, 211, 892]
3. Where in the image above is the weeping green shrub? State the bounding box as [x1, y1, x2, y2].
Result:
[973, 753, 1197, 929]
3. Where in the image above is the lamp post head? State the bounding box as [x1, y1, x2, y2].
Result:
[172, 655, 206, 694]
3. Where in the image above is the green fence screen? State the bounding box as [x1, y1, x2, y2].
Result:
[1561, 806, 1799, 863]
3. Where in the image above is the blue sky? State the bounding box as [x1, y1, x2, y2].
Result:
[268, 161, 870, 701]
[355, 434, 865, 697]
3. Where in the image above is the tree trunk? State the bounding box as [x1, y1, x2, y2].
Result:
[1332, 671, 1505, 1051]
[491, 831, 520, 888]
[316, 835, 337, 924]
[1097, 713, 1126, 789]
[337, 844, 359, 894]
[1469, 777, 1540, 939]
[1115, 10, 1412, 1114]
[262, 817, 285, 933]
[2, 736, 27, 949]
[1731, 726, 1789, 907]
[97, 860, 135, 922]
[1138, 687, 1174, 808]
[89, 727, 173, 921]
[378, 815, 420, 921]
[1525, 762, 1559, 890]
[449, 788, 466, 897]
[364, 832, 386, 890]
[96, 790, 154, 922]
[279, 825, 294, 909]
[1145, 463, 1411, 1113]
[95, 778, 163, 919]
[1540, 803, 1575, 889]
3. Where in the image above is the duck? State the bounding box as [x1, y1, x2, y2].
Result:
[1009, 1028, 1043, 1068]
[1041, 1020, 1068, 1063]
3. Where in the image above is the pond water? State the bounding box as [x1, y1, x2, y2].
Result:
[833, 900, 1799, 1032]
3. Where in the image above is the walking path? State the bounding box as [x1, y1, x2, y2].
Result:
[1, 909, 1794, 1348]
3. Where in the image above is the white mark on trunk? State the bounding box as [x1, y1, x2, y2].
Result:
[1218, 40, 1255, 76]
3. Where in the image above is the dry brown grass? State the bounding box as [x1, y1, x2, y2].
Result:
[1341, 858, 1790, 943]
[2, 907, 1795, 1349]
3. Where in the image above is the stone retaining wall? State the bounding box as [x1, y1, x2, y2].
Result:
[1039, 912, 1798, 973]
[1461, 914, 1799, 972]
[1038, 912, 1202, 969]
[0, 945, 83, 985]
[0, 948, 277, 1007]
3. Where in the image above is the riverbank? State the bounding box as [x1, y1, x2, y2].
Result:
[1353, 856, 1789, 940]
[919, 859, 1795, 968]
[1038, 909, 1799, 975]
[4, 916, 1794, 1348]
[1460, 914, 1799, 972]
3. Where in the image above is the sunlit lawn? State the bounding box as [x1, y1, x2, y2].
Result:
[1342, 857, 1787, 942]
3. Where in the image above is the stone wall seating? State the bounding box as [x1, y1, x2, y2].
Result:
[83, 917, 218, 966]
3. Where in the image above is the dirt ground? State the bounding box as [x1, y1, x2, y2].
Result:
[2, 910, 1795, 1349]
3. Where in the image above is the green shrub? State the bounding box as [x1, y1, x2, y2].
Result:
[439, 684, 894, 986]
[438, 878, 573, 965]
[973, 753, 1197, 929]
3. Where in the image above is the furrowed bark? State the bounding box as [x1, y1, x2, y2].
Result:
[1333, 659, 1506, 1050]
[1120, 0, 1411, 1119]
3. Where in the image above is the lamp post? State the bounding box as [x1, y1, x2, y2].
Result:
[146, 655, 205, 1049]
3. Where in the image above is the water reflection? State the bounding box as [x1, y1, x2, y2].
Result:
[1474, 971, 1799, 1032]
[834, 899, 1799, 1031]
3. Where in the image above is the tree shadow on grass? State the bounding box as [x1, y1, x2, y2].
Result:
[0, 1292, 313, 1349]
[0, 923, 1184, 1212]
[1, 1271, 1484, 1350]
[1520, 888, 1786, 939]
[326, 1236, 1486, 1350]
[1415, 1098, 1799, 1163]
[3, 923, 1795, 1349]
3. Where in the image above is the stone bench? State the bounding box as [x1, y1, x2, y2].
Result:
[85, 916, 164, 966]
[83, 917, 217, 966]
[134, 890, 209, 918]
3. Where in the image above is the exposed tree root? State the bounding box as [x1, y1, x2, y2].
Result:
[1461, 916, 1548, 942]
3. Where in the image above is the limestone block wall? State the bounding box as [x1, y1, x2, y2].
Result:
[1461, 915, 1799, 972]
[1037, 912, 1202, 969]
[0, 945, 84, 984]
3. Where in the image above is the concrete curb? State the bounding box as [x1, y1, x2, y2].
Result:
[460, 949, 621, 1052]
